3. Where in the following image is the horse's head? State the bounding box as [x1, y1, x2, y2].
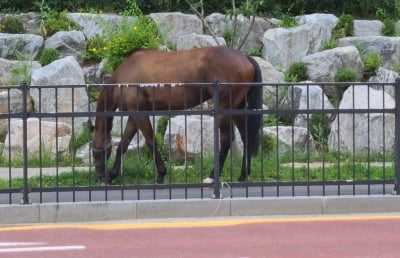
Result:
[88, 119, 112, 181]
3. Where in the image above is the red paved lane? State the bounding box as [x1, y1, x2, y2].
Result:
[0, 215, 399, 258]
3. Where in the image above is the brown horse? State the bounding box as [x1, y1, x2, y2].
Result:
[91, 46, 262, 184]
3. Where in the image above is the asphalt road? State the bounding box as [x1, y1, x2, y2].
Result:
[1, 214, 399, 258]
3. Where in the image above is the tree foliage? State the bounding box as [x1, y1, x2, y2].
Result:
[1, 0, 399, 19]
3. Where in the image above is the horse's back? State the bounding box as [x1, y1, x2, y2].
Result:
[111, 46, 255, 84]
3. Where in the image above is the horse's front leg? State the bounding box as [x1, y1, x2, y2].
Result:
[107, 117, 138, 184]
[92, 116, 114, 182]
[138, 116, 167, 184]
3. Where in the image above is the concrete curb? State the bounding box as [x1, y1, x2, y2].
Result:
[1, 195, 400, 224]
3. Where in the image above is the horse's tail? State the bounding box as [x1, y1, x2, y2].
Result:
[245, 56, 263, 156]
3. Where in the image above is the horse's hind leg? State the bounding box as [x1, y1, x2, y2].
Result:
[204, 117, 235, 183]
[233, 115, 251, 182]
[108, 117, 138, 184]
[138, 116, 167, 184]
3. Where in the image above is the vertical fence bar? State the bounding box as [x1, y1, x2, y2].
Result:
[394, 78, 400, 195]
[213, 81, 221, 199]
[21, 83, 30, 204]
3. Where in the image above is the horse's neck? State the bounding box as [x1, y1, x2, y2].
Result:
[96, 87, 116, 112]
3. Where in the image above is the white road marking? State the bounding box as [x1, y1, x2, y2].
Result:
[0, 242, 85, 253]
[0, 242, 45, 247]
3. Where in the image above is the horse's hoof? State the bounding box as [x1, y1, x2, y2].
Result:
[203, 177, 214, 184]
[105, 174, 116, 185]
[155, 175, 165, 184]
[95, 173, 105, 182]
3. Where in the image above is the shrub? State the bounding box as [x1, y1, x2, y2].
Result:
[100, 16, 162, 71]
[222, 30, 232, 46]
[279, 13, 298, 28]
[276, 104, 295, 125]
[332, 14, 354, 39]
[42, 10, 80, 37]
[246, 47, 262, 57]
[85, 0, 162, 71]
[261, 133, 276, 156]
[393, 64, 400, 74]
[82, 1, 163, 70]
[332, 67, 358, 107]
[286, 62, 308, 82]
[334, 67, 358, 82]
[39, 48, 60, 66]
[382, 18, 396, 36]
[0, 16, 25, 33]
[310, 114, 331, 152]
[85, 34, 108, 63]
[321, 37, 338, 50]
[362, 52, 382, 78]
[35, 0, 79, 37]
[10, 50, 36, 85]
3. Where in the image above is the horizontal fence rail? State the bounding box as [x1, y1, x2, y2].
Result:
[0, 80, 399, 204]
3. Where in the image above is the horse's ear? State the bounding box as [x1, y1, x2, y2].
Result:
[87, 119, 94, 132]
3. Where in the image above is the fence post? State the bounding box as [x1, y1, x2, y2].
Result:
[212, 81, 221, 199]
[20, 82, 30, 204]
[394, 78, 400, 195]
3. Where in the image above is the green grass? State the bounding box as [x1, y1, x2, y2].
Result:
[0, 150, 394, 188]
[0, 170, 96, 188]
[0, 152, 85, 168]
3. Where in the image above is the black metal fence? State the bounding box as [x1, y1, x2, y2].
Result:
[0, 80, 399, 205]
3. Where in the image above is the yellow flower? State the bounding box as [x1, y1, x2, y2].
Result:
[133, 26, 138, 31]
[102, 46, 107, 51]
[91, 48, 97, 52]
[99, 10, 103, 14]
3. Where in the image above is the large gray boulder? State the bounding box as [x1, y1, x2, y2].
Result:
[253, 56, 285, 83]
[285, 83, 334, 128]
[83, 59, 109, 84]
[328, 85, 395, 154]
[252, 56, 285, 109]
[30, 56, 89, 133]
[262, 22, 325, 70]
[164, 115, 242, 162]
[297, 13, 338, 43]
[0, 33, 44, 60]
[2, 118, 72, 160]
[0, 88, 34, 114]
[176, 33, 226, 50]
[0, 12, 41, 34]
[0, 89, 34, 142]
[148, 12, 203, 44]
[204, 13, 277, 51]
[263, 126, 316, 154]
[367, 67, 399, 97]
[45, 30, 86, 64]
[31, 56, 85, 87]
[338, 36, 400, 69]
[67, 13, 134, 39]
[302, 46, 364, 82]
[353, 20, 383, 36]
